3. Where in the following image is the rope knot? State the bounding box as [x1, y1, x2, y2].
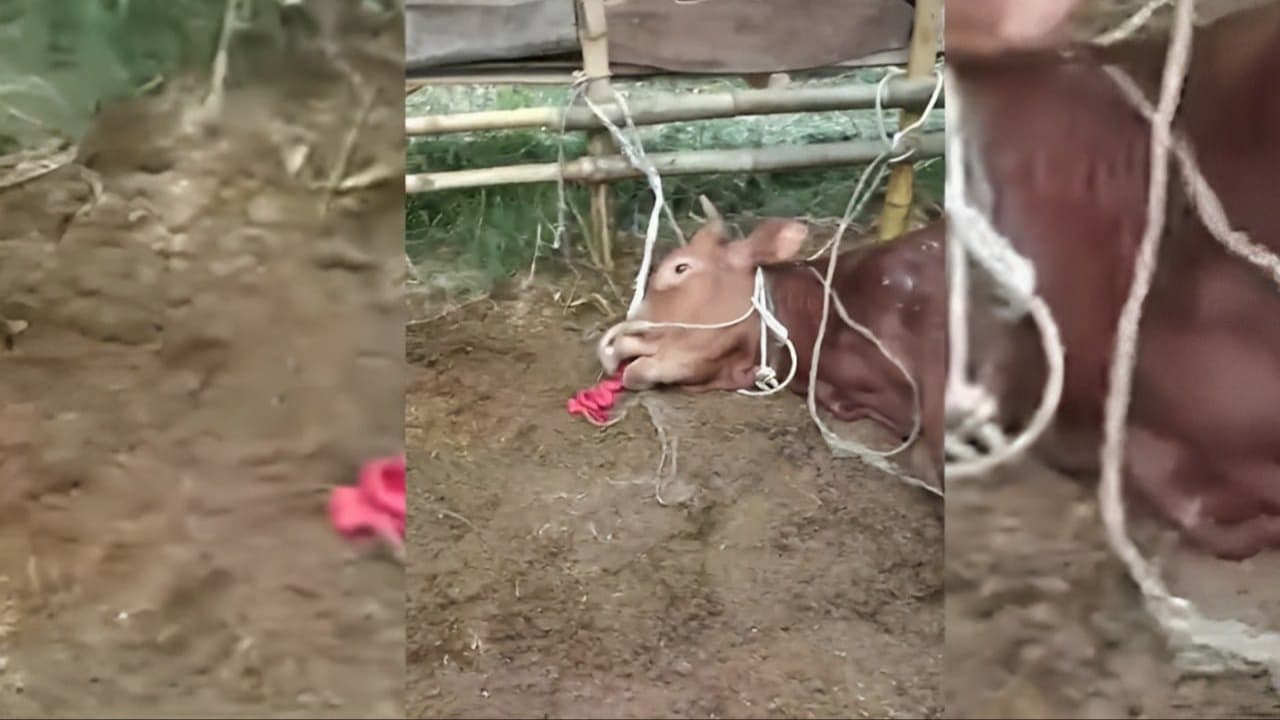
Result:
[945, 203, 1039, 318]
[752, 366, 780, 391]
[875, 67, 945, 163]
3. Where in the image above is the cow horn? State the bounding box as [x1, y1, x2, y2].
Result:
[698, 195, 723, 226]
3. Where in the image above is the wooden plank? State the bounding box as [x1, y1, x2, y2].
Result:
[604, 0, 914, 74]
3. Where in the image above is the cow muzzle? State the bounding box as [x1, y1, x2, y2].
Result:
[597, 319, 656, 374]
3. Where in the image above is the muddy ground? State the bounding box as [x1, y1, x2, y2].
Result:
[946, 461, 1280, 718]
[0, 12, 405, 717]
[406, 284, 944, 719]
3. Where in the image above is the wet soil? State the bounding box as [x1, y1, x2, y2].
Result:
[406, 286, 944, 719]
[946, 461, 1280, 718]
[0, 14, 405, 717]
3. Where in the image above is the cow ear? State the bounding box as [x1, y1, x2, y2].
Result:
[727, 219, 808, 269]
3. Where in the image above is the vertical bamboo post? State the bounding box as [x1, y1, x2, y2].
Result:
[877, 0, 943, 240]
[577, 0, 615, 270]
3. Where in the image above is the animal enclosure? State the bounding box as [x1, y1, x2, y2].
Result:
[406, 0, 945, 272]
[408, 0, 948, 716]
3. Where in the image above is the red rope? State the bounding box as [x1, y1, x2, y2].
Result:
[567, 362, 630, 426]
[329, 455, 406, 553]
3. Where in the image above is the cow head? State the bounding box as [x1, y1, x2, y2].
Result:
[597, 198, 809, 392]
[947, 0, 1085, 56]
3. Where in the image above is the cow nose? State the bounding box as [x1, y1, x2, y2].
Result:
[598, 322, 627, 374]
[599, 340, 621, 374]
[597, 319, 653, 374]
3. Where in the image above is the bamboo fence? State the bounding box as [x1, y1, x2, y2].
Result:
[406, 0, 947, 266]
[406, 77, 944, 136]
[577, 0, 616, 268]
[877, 0, 943, 240]
[407, 133, 944, 193]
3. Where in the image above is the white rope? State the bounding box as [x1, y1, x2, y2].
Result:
[576, 89, 665, 320]
[566, 75, 802, 396]
[561, 74, 687, 319]
[553, 76, 685, 252]
[800, 68, 945, 496]
[1103, 67, 1280, 289]
[1093, 0, 1174, 46]
[942, 0, 1280, 679]
[805, 264, 927, 485]
[942, 94, 1037, 312]
[942, 68, 1067, 478]
[606, 269, 801, 397]
[803, 68, 944, 265]
[874, 66, 946, 164]
[586, 67, 945, 494]
[736, 269, 802, 396]
[1095, 0, 1280, 678]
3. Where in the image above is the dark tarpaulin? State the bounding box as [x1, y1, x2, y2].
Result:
[406, 0, 920, 75]
[405, 0, 578, 71]
[605, 0, 915, 74]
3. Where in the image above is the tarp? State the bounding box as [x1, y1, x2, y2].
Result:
[405, 0, 578, 71]
[605, 0, 913, 74]
[406, 0, 920, 76]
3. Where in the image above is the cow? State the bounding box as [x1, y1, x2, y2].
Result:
[949, 0, 1280, 559]
[595, 204, 946, 493]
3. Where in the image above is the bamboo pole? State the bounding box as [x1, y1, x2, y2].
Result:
[406, 78, 945, 136]
[877, 0, 943, 241]
[577, 0, 615, 269]
[406, 133, 945, 193]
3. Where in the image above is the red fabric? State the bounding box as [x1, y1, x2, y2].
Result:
[567, 365, 629, 426]
[330, 455, 406, 551]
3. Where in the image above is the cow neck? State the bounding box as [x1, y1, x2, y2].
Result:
[755, 262, 818, 375]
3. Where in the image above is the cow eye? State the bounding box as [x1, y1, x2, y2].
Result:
[674, 263, 690, 275]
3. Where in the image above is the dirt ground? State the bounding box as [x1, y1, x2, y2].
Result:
[946, 461, 1280, 719]
[0, 13, 405, 718]
[406, 283, 944, 719]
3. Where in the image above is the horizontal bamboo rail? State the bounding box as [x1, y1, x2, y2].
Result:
[406, 132, 943, 193]
[407, 77, 944, 136]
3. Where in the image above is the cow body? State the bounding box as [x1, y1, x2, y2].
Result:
[598, 215, 945, 491]
[953, 2, 1280, 558]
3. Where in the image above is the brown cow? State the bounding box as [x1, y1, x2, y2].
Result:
[596, 211, 946, 492]
[950, 1, 1280, 559]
